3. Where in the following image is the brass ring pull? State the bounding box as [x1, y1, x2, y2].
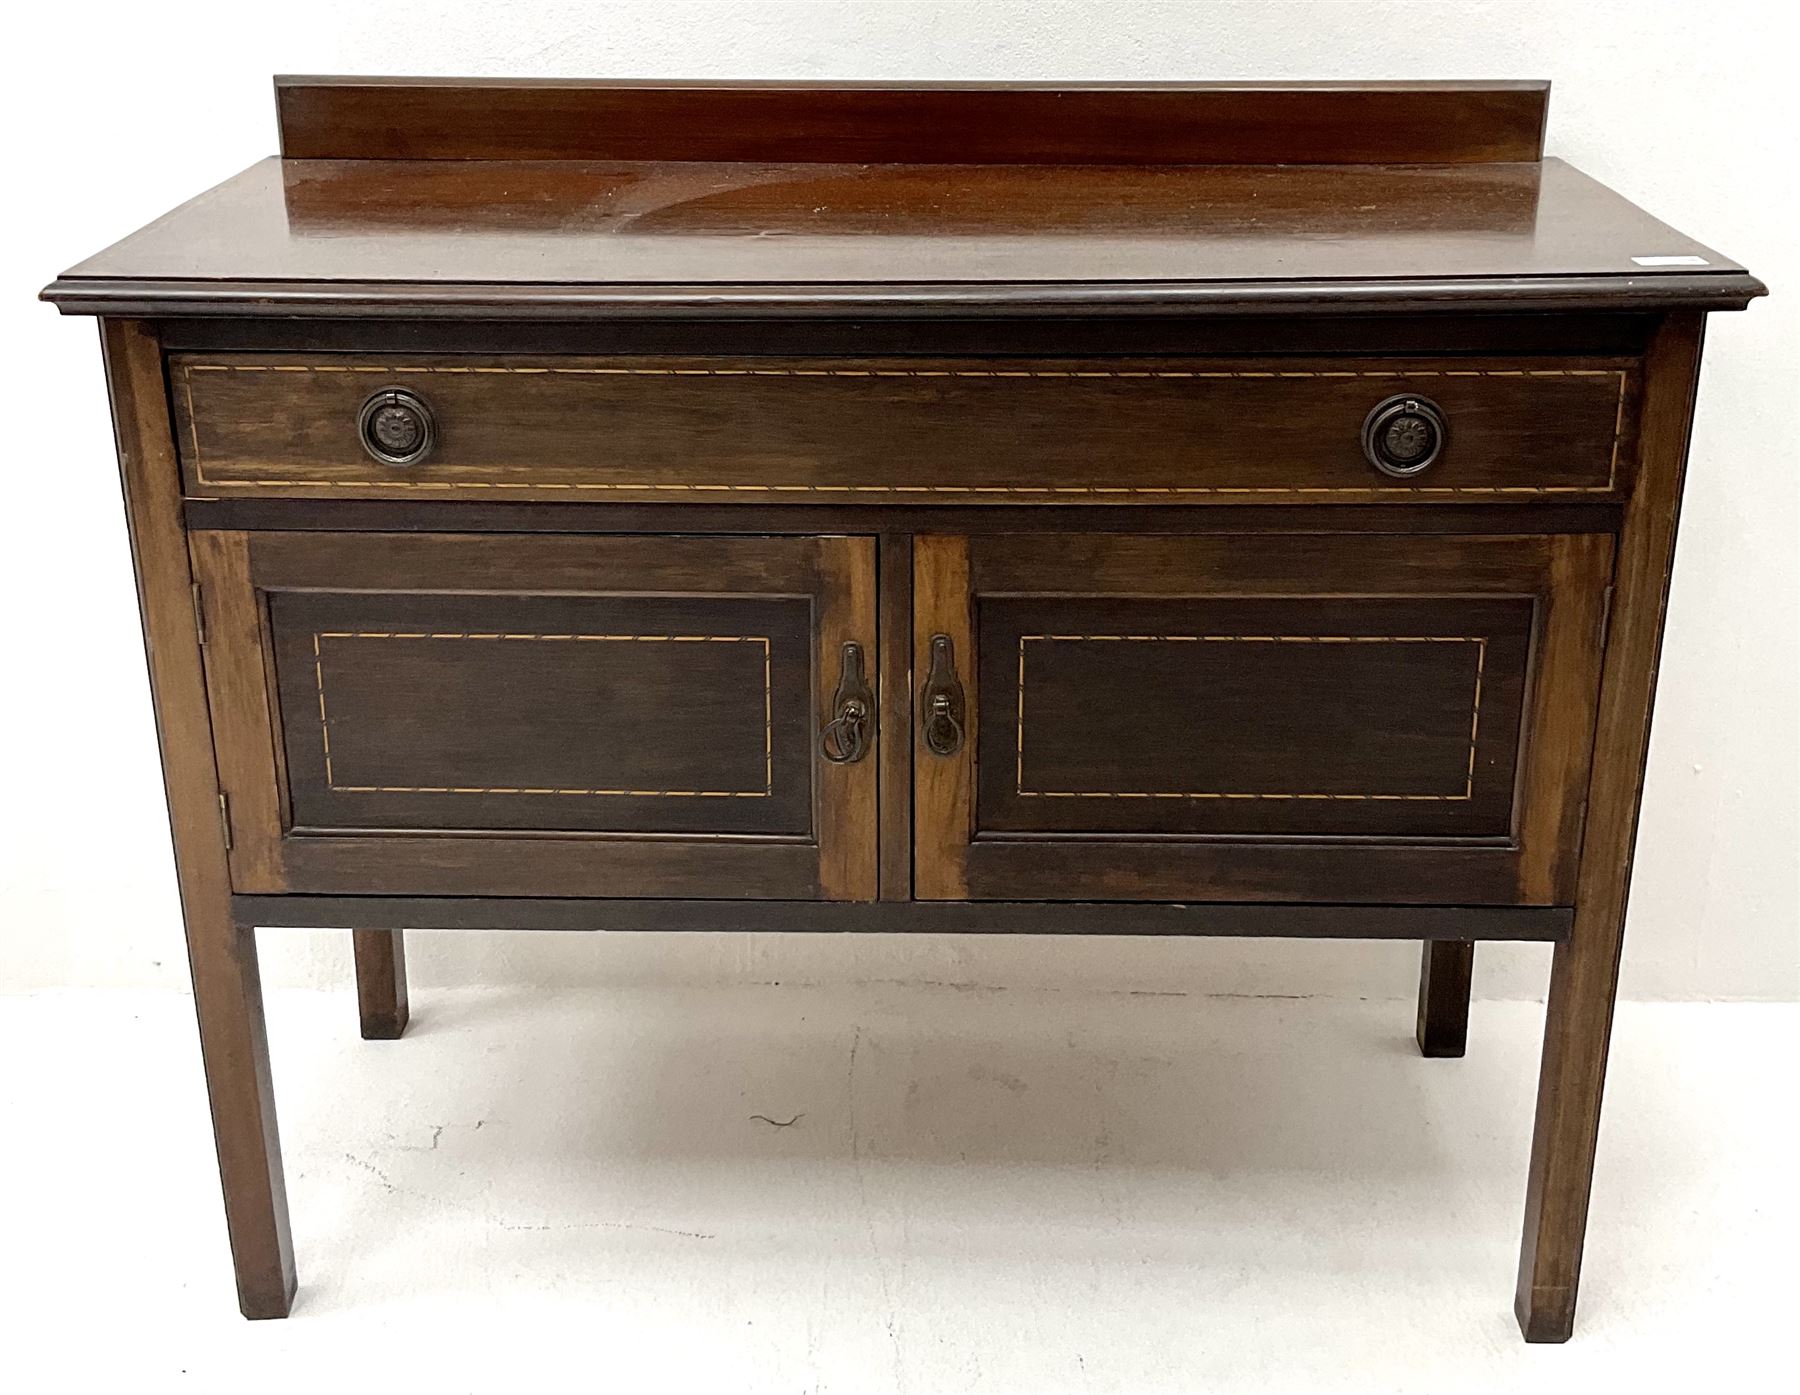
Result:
[920, 634, 966, 757]
[357, 387, 437, 467]
[1362, 394, 1448, 478]
[820, 641, 873, 764]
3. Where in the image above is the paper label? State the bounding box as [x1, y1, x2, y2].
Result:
[1631, 254, 1710, 267]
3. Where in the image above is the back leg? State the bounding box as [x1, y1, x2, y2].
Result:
[352, 929, 410, 1040]
[1415, 940, 1474, 1057]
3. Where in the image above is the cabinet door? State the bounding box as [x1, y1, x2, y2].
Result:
[192, 532, 876, 899]
[914, 533, 1612, 904]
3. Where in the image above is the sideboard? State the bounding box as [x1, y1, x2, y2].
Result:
[43, 77, 1764, 1339]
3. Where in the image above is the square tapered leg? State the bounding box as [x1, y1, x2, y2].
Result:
[352, 929, 410, 1040]
[188, 920, 296, 1318]
[1415, 940, 1474, 1057]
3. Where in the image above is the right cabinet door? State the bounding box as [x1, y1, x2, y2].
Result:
[914, 532, 1613, 904]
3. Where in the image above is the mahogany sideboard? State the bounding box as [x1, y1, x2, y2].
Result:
[44, 77, 1764, 1339]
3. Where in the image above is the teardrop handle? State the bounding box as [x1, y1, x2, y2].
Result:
[921, 633, 965, 757]
[819, 641, 873, 764]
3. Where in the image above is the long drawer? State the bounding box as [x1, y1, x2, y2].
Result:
[169, 353, 1636, 503]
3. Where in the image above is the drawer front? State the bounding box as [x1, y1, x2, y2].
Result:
[190, 531, 877, 899]
[914, 532, 1613, 904]
[171, 353, 1635, 503]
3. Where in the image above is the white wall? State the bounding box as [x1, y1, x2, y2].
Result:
[3, 0, 1794, 1001]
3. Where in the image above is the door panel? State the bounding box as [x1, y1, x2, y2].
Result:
[915, 533, 1612, 904]
[979, 596, 1530, 840]
[192, 531, 877, 900]
[271, 592, 811, 836]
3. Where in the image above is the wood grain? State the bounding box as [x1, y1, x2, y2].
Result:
[877, 535, 914, 901]
[1515, 533, 1615, 903]
[275, 77, 1551, 165]
[189, 530, 288, 893]
[913, 537, 973, 899]
[814, 536, 880, 901]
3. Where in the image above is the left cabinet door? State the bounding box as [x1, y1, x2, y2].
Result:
[189, 531, 877, 900]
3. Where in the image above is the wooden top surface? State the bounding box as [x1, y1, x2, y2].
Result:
[42, 79, 1762, 319]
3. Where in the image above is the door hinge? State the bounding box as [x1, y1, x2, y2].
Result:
[1596, 585, 1615, 653]
[217, 792, 233, 851]
[191, 583, 207, 648]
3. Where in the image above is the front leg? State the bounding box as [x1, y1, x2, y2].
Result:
[188, 919, 297, 1318]
[102, 319, 294, 1317]
[1514, 311, 1705, 1342]
[1515, 934, 1622, 1341]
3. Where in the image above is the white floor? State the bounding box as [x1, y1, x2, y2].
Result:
[2, 983, 1793, 1393]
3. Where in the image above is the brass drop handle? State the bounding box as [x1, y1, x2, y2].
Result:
[819, 641, 873, 764]
[920, 633, 965, 757]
